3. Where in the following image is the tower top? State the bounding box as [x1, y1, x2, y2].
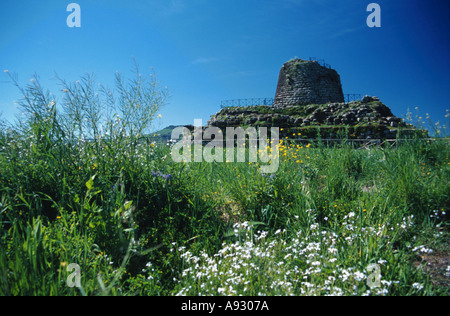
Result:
[273, 58, 345, 108]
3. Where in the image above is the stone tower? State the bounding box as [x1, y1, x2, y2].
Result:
[273, 59, 345, 108]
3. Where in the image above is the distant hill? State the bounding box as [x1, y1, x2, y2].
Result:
[152, 125, 184, 139]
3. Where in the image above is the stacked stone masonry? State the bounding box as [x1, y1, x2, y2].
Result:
[274, 59, 345, 108]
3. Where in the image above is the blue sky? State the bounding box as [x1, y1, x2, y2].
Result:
[1, 0, 449, 131]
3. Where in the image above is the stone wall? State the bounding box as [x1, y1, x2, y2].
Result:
[207, 97, 425, 140]
[273, 59, 345, 108]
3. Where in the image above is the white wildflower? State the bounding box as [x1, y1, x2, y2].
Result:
[310, 223, 319, 230]
[381, 280, 392, 287]
[353, 271, 365, 281]
[412, 283, 424, 291]
[412, 245, 433, 254]
[375, 288, 389, 296]
[328, 247, 338, 254]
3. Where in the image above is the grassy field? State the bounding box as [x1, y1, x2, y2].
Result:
[0, 71, 449, 296]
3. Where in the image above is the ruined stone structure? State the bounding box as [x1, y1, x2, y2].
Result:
[203, 58, 426, 140]
[273, 59, 344, 108]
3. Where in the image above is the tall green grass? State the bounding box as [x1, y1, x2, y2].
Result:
[0, 68, 449, 295]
